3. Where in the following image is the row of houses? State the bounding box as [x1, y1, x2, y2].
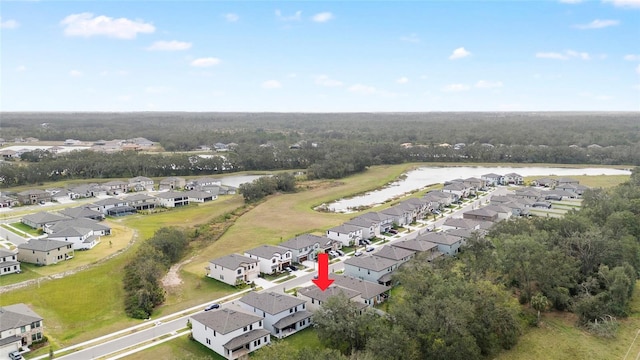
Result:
[0, 176, 237, 207]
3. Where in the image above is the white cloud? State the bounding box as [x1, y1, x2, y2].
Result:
[624, 54, 640, 61]
[262, 80, 282, 89]
[16, 65, 27, 72]
[442, 84, 471, 92]
[224, 13, 239, 22]
[348, 84, 377, 94]
[449, 47, 471, 60]
[60, 13, 155, 39]
[312, 12, 334, 23]
[602, 0, 640, 8]
[315, 75, 343, 87]
[287, 73, 297, 78]
[574, 19, 620, 29]
[146, 40, 192, 51]
[536, 50, 590, 60]
[0, 18, 19, 29]
[396, 77, 409, 84]
[190, 57, 221, 67]
[636, 64, 640, 74]
[475, 80, 503, 89]
[633, 84, 640, 90]
[275, 10, 302, 21]
[560, 0, 583, 3]
[69, 70, 83, 77]
[400, 34, 420, 43]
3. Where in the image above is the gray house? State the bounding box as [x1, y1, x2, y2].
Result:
[237, 291, 312, 339]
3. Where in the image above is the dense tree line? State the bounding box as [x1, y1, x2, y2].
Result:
[124, 227, 189, 319]
[239, 173, 296, 202]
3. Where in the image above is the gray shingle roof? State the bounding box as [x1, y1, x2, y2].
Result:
[328, 224, 362, 234]
[210, 254, 258, 269]
[58, 206, 103, 219]
[464, 208, 498, 217]
[93, 198, 127, 206]
[48, 218, 110, 233]
[124, 194, 156, 202]
[375, 245, 415, 261]
[358, 212, 393, 222]
[419, 232, 463, 246]
[272, 310, 313, 329]
[332, 274, 390, 299]
[279, 234, 326, 250]
[191, 308, 262, 335]
[48, 226, 92, 238]
[0, 304, 43, 332]
[223, 329, 270, 350]
[244, 245, 290, 259]
[154, 191, 188, 199]
[185, 190, 214, 199]
[18, 239, 71, 252]
[22, 211, 70, 225]
[239, 292, 305, 315]
[299, 285, 360, 303]
[344, 255, 399, 272]
[443, 217, 478, 229]
[392, 239, 438, 253]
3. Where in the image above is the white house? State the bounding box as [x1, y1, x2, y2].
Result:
[208, 254, 259, 286]
[331, 274, 391, 307]
[345, 217, 378, 240]
[278, 234, 327, 263]
[357, 212, 394, 234]
[237, 291, 312, 339]
[0, 250, 20, 276]
[481, 173, 503, 187]
[244, 245, 292, 275]
[47, 226, 100, 250]
[185, 190, 216, 203]
[91, 198, 128, 214]
[128, 176, 155, 192]
[503, 173, 524, 185]
[326, 224, 363, 246]
[154, 191, 189, 208]
[0, 304, 43, 358]
[190, 308, 270, 360]
[343, 255, 401, 285]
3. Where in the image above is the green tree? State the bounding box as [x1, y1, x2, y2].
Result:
[531, 292, 549, 324]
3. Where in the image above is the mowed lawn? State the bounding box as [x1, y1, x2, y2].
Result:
[497, 281, 640, 360]
[123, 333, 226, 360]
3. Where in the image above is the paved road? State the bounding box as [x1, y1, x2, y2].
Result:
[46, 187, 503, 360]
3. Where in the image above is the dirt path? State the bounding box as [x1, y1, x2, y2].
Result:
[161, 256, 193, 288]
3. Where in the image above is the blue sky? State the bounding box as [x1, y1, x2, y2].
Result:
[1, 1, 639, 112]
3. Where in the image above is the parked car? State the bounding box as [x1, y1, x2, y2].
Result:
[388, 229, 398, 234]
[431, 209, 441, 214]
[354, 251, 364, 257]
[328, 250, 339, 257]
[285, 266, 294, 273]
[9, 351, 23, 360]
[366, 246, 375, 252]
[288, 264, 298, 271]
[336, 249, 345, 256]
[204, 303, 220, 311]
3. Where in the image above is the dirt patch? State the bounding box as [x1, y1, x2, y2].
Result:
[162, 257, 192, 288]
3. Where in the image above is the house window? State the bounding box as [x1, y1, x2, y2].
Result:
[237, 269, 242, 275]
[289, 308, 293, 313]
[206, 338, 211, 345]
[264, 336, 268, 342]
[220, 275, 224, 280]
[21, 326, 26, 333]
[259, 320, 262, 326]
[272, 259, 276, 263]
[244, 326, 248, 332]
[250, 324, 253, 330]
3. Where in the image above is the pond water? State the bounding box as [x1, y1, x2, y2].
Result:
[324, 166, 632, 213]
[217, 174, 266, 188]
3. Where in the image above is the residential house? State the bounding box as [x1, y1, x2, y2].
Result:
[379, 205, 413, 227]
[278, 234, 328, 263]
[128, 137, 155, 147]
[237, 292, 312, 339]
[555, 183, 588, 197]
[343, 255, 401, 285]
[463, 177, 487, 191]
[375, 245, 416, 265]
[515, 188, 543, 200]
[49, 189, 73, 203]
[124, 194, 157, 211]
[332, 274, 391, 307]
[326, 224, 363, 247]
[0, 195, 19, 208]
[186, 190, 217, 203]
[68, 183, 108, 199]
[190, 308, 270, 360]
[102, 180, 128, 195]
[482, 204, 513, 220]
[344, 216, 378, 240]
[91, 198, 128, 214]
[544, 189, 578, 200]
[208, 254, 259, 286]
[531, 178, 556, 187]
[244, 245, 292, 275]
[0, 250, 20, 276]
[17, 239, 74, 265]
[21, 211, 70, 229]
[58, 206, 105, 221]
[556, 177, 579, 185]
[463, 208, 499, 222]
[418, 232, 466, 256]
[503, 173, 524, 185]
[106, 205, 137, 216]
[441, 217, 482, 231]
[423, 190, 456, 207]
[154, 191, 189, 208]
[442, 182, 469, 199]
[298, 285, 364, 312]
[391, 238, 442, 262]
[16, 189, 51, 205]
[357, 212, 394, 233]
[128, 176, 155, 192]
[444, 228, 485, 241]
[399, 197, 430, 219]
[158, 177, 186, 191]
[481, 173, 503, 187]
[0, 149, 18, 159]
[185, 177, 221, 192]
[45, 218, 111, 236]
[47, 226, 100, 250]
[0, 304, 43, 356]
[218, 185, 237, 195]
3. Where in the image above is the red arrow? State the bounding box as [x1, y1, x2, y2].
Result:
[312, 253, 334, 291]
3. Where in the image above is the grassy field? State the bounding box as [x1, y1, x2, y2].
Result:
[124, 333, 226, 360]
[497, 281, 640, 360]
[5, 222, 42, 236]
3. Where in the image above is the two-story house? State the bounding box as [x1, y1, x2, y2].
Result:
[91, 198, 128, 214]
[128, 176, 155, 192]
[58, 206, 105, 221]
[102, 180, 128, 195]
[391, 238, 442, 262]
[124, 194, 157, 211]
[331, 274, 391, 307]
[0, 250, 20, 276]
[298, 285, 365, 312]
[418, 232, 466, 256]
[244, 245, 292, 275]
[343, 255, 401, 285]
[47, 226, 100, 250]
[16, 189, 51, 205]
[237, 292, 312, 339]
[278, 234, 327, 263]
[190, 308, 270, 360]
[503, 173, 524, 185]
[357, 212, 394, 234]
[481, 173, 503, 187]
[0, 304, 44, 356]
[154, 191, 189, 208]
[17, 239, 74, 265]
[208, 254, 259, 286]
[326, 224, 362, 247]
[158, 177, 186, 191]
